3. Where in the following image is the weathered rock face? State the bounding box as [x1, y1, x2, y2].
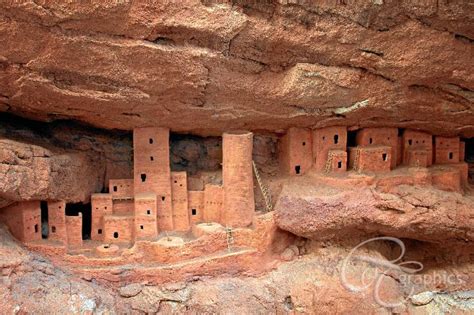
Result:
[0, 1, 473, 136]
[0, 224, 122, 313]
[0, 115, 133, 205]
[274, 181, 474, 243]
[2, 222, 473, 314]
[0, 1, 473, 313]
[0, 138, 102, 206]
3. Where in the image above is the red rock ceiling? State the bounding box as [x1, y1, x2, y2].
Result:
[0, 0, 472, 136]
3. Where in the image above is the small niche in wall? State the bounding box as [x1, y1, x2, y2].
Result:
[147, 210, 151, 215]
[140, 225, 144, 230]
[449, 152, 453, 160]
[141, 174, 147, 182]
[382, 153, 388, 161]
[334, 134, 339, 144]
[51, 226, 56, 233]
[337, 161, 342, 168]
[192, 209, 197, 215]
[113, 232, 119, 239]
[149, 138, 154, 144]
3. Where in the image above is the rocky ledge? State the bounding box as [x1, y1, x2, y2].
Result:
[275, 174, 474, 243]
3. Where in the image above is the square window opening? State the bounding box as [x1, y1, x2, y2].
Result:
[295, 165, 301, 175]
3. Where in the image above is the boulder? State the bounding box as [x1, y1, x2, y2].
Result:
[274, 183, 474, 243]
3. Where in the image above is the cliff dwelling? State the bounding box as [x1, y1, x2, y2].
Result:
[0, 0, 473, 313]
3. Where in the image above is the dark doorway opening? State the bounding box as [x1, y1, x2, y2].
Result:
[65, 202, 92, 240]
[464, 138, 474, 183]
[347, 130, 357, 148]
[465, 138, 474, 162]
[40, 201, 48, 239]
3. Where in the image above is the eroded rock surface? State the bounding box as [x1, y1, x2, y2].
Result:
[275, 181, 474, 243]
[0, 1, 472, 136]
[0, 139, 102, 206]
[0, 115, 132, 205]
[1, 223, 473, 314]
[0, 224, 121, 313]
[0, 1, 473, 313]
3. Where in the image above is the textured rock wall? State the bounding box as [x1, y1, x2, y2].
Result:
[1, 222, 473, 314]
[0, 0, 472, 136]
[0, 114, 132, 206]
[275, 181, 474, 243]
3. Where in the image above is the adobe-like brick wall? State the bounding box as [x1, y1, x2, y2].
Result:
[109, 179, 134, 198]
[328, 150, 347, 172]
[279, 128, 312, 175]
[350, 146, 392, 173]
[171, 172, 190, 231]
[133, 127, 173, 231]
[313, 126, 347, 172]
[104, 215, 134, 243]
[112, 199, 134, 215]
[0, 202, 38, 242]
[222, 132, 255, 228]
[91, 194, 113, 241]
[203, 184, 223, 223]
[434, 137, 460, 164]
[402, 130, 433, 166]
[432, 168, 462, 192]
[188, 191, 204, 224]
[0, 203, 24, 241]
[134, 193, 158, 240]
[48, 201, 67, 243]
[22, 201, 42, 242]
[460, 141, 465, 162]
[66, 213, 83, 247]
[406, 149, 430, 168]
[356, 128, 398, 168]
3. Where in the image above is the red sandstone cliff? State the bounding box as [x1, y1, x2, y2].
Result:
[0, 1, 473, 314]
[0, 0, 472, 136]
